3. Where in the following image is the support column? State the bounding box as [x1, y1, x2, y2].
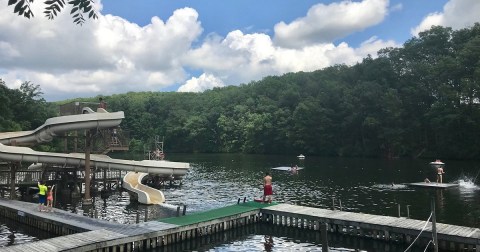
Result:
[431, 196, 438, 252]
[9, 162, 18, 200]
[83, 130, 92, 205]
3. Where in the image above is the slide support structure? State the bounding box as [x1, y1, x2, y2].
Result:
[83, 129, 93, 205]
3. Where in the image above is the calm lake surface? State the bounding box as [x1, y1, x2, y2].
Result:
[2, 154, 480, 251]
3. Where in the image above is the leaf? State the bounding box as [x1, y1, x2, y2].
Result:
[70, 6, 78, 14]
[19, 5, 26, 15]
[8, 0, 18, 6]
[14, 0, 25, 14]
[44, 0, 55, 4]
[53, 4, 60, 12]
[84, 5, 91, 12]
[88, 10, 94, 18]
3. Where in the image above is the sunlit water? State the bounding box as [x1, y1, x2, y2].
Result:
[2, 154, 480, 251]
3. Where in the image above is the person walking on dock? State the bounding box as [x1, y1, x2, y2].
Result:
[37, 181, 48, 212]
[263, 172, 273, 203]
[46, 185, 55, 212]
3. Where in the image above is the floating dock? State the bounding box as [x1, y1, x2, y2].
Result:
[0, 199, 479, 251]
[404, 182, 459, 189]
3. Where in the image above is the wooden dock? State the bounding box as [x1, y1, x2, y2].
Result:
[0, 199, 479, 251]
[261, 204, 480, 251]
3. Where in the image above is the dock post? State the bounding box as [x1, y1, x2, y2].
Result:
[332, 197, 335, 210]
[321, 222, 329, 252]
[144, 208, 148, 222]
[339, 200, 342, 211]
[431, 197, 438, 252]
[176, 206, 181, 217]
[398, 204, 401, 217]
[183, 205, 187, 215]
[136, 211, 140, 223]
[407, 205, 410, 218]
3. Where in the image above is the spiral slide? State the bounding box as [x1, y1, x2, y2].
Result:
[0, 108, 190, 204]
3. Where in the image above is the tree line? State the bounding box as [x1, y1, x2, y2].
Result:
[2, 24, 480, 159]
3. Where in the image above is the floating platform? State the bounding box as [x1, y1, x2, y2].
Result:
[271, 166, 304, 171]
[404, 182, 459, 188]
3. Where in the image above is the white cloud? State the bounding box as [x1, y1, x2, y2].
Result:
[390, 3, 403, 12]
[184, 30, 399, 90]
[412, 0, 480, 36]
[0, 0, 399, 100]
[0, 1, 202, 100]
[178, 73, 225, 92]
[273, 0, 389, 48]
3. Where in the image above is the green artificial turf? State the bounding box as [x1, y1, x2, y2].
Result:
[159, 201, 277, 226]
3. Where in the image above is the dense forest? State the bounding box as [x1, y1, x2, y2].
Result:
[1, 24, 480, 159]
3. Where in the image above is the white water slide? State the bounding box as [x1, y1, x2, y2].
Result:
[0, 108, 189, 205]
[123, 172, 166, 204]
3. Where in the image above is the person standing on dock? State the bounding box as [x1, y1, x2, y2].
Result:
[263, 172, 273, 203]
[37, 181, 48, 212]
[436, 165, 445, 183]
[46, 185, 55, 212]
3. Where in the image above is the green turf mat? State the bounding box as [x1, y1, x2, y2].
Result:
[159, 201, 277, 226]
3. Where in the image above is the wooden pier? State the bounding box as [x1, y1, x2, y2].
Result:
[0, 199, 479, 251]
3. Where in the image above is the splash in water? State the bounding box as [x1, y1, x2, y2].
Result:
[457, 179, 479, 189]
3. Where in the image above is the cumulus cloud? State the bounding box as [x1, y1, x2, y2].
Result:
[0, 1, 202, 100]
[178, 73, 225, 92]
[184, 30, 398, 88]
[411, 0, 480, 36]
[0, 0, 399, 100]
[273, 0, 389, 48]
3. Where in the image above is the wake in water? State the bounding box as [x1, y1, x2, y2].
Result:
[371, 183, 408, 190]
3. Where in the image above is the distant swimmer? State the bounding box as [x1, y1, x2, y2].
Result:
[290, 165, 298, 174]
[424, 178, 431, 183]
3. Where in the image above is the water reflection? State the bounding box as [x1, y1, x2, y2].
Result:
[149, 223, 427, 252]
[0, 216, 55, 247]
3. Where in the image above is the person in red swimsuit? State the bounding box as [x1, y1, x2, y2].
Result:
[263, 172, 273, 203]
[46, 185, 55, 212]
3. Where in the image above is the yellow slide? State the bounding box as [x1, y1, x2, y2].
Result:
[122, 172, 165, 204]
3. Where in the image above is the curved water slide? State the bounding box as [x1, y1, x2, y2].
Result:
[123, 172, 165, 204]
[0, 108, 190, 204]
[0, 108, 121, 146]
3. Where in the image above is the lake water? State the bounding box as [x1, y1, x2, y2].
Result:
[2, 154, 480, 251]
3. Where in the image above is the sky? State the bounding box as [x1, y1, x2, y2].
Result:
[1, 0, 479, 101]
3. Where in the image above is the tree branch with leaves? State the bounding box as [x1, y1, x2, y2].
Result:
[7, 0, 98, 25]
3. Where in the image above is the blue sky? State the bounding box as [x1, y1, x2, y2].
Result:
[0, 0, 479, 101]
[101, 0, 446, 46]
